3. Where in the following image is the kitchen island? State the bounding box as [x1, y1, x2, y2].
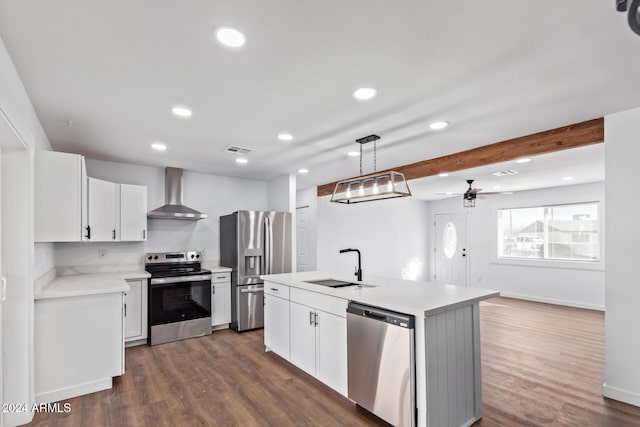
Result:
[261, 271, 499, 427]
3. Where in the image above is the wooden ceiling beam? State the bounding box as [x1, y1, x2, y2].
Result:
[317, 118, 604, 197]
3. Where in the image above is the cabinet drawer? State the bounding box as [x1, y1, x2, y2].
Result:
[264, 281, 290, 300]
[290, 288, 347, 318]
[211, 272, 230, 283]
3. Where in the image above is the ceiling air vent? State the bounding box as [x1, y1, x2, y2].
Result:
[492, 169, 519, 177]
[224, 146, 252, 155]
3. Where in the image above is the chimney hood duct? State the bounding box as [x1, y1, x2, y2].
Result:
[148, 167, 207, 220]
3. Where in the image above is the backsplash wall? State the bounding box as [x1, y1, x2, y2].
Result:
[52, 158, 269, 268]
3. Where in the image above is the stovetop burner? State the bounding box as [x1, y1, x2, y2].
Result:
[145, 251, 208, 278]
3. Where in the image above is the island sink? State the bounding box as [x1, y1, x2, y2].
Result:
[303, 279, 375, 289]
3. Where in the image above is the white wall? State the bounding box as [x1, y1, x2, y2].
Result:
[317, 195, 430, 281]
[0, 35, 53, 427]
[54, 159, 269, 267]
[296, 187, 318, 271]
[268, 174, 296, 212]
[603, 106, 640, 406]
[429, 182, 605, 310]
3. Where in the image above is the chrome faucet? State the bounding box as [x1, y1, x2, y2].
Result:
[339, 248, 362, 281]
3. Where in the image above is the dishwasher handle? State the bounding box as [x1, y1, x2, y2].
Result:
[347, 302, 415, 329]
[363, 310, 386, 321]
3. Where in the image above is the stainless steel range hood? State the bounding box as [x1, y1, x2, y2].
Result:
[148, 167, 207, 220]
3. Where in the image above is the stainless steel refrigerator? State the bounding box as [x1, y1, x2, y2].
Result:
[220, 210, 292, 332]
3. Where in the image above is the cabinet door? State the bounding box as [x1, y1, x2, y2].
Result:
[289, 301, 316, 376]
[120, 184, 147, 241]
[316, 310, 348, 396]
[264, 294, 290, 359]
[35, 151, 87, 242]
[212, 282, 231, 327]
[87, 178, 119, 241]
[124, 280, 143, 340]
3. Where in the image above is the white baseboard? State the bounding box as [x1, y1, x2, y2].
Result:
[35, 378, 112, 404]
[603, 383, 640, 407]
[499, 292, 604, 311]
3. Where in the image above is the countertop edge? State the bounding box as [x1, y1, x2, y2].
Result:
[35, 270, 148, 300]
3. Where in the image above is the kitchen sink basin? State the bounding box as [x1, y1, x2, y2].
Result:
[303, 279, 376, 289]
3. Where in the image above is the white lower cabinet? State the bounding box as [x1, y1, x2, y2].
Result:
[289, 301, 347, 395]
[212, 282, 231, 327]
[35, 292, 124, 403]
[264, 293, 290, 358]
[263, 282, 348, 396]
[124, 279, 147, 344]
[211, 272, 231, 327]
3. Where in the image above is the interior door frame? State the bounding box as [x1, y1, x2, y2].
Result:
[433, 211, 470, 287]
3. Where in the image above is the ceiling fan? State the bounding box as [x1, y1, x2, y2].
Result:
[435, 179, 512, 207]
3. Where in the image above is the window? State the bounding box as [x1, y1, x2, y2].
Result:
[498, 202, 600, 261]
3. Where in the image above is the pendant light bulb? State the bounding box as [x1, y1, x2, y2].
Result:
[387, 179, 393, 192]
[359, 183, 365, 196]
[346, 185, 352, 199]
[372, 180, 379, 194]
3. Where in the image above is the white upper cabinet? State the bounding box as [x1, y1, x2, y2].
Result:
[87, 178, 120, 242]
[35, 151, 87, 242]
[120, 184, 147, 241]
[35, 151, 148, 242]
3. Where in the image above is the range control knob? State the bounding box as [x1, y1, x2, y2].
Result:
[154, 255, 159, 260]
[190, 254, 195, 259]
[147, 256, 152, 260]
[196, 254, 200, 258]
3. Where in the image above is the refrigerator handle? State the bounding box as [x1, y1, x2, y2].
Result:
[264, 216, 272, 275]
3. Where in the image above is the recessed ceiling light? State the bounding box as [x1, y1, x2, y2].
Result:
[438, 173, 449, 177]
[215, 26, 246, 48]
[515, 158, 531, 164]
[235, 158, 248, 164]
[493, 185, 502, 189]
[298, 168, 309, 174]
[445, 192, 453, 195]
[172, 106, 192, 117]
[278, 133, 293, 141]
[430, 121, 449, 130]
[151, 143, 167, 151]
[347, 151, 360, 157]
[562, 176, 573, 181]
[353, 87, 377, 101]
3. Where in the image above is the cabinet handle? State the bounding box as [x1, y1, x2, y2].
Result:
[270, 287, 278, 292]
[217, 276, 226, 280]
[314, 312, 318, 326]
[143, 229, 146, 240]
[212, 285, 215, 295]
[124, 303, 127, 317]
[309, 311, 314, 325]
[85, 225, 91, 240]
[112, 229, 116, 240]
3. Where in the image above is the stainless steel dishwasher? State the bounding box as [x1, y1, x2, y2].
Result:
[347, 302, 416, 427]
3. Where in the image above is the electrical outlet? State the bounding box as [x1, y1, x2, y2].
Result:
[201, 249, 206, 258]
[98, 250, 106, 258]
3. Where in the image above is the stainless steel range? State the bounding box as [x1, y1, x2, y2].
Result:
[145, 251, 212, 345]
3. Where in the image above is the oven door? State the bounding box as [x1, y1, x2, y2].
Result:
[149, 277, 212, 326]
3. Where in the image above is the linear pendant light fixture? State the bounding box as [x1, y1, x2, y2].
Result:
[331, 134, 412, 204]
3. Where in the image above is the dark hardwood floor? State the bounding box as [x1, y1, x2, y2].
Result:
[28, 297, 640, 426]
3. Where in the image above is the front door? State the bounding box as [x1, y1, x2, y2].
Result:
[434, 213, 468, 286]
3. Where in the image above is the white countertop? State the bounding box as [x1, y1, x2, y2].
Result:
[202, 263, 232, 273]
[35, 270, 150, 300]
[261, 271, 499, 318]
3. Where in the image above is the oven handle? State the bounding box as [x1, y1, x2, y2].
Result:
[240, 287, 264, 294]
[150, 274, 212, 285]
